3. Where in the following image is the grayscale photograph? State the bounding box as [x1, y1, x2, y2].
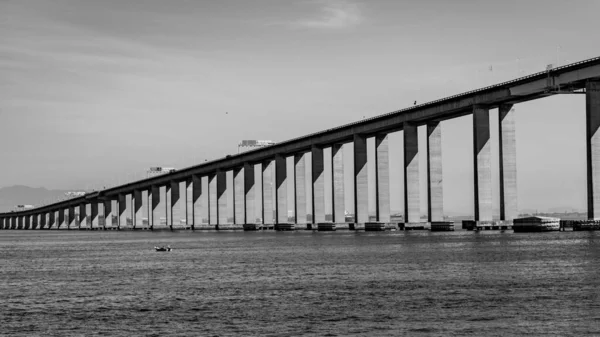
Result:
[1, 0, 599, 336]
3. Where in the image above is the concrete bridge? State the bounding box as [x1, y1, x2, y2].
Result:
[3, 57, 600, 231]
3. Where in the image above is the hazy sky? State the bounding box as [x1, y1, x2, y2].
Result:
[1, 0, 600, 215]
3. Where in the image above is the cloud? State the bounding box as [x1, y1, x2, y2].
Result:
[290, 0, 363, 29]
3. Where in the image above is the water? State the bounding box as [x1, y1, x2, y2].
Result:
[1, 229, 599, 336]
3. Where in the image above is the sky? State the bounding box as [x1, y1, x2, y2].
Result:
[1, 0, 600, 216]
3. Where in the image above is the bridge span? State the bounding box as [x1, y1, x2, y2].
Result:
[3, 57, 600, 231]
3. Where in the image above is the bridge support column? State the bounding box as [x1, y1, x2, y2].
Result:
[262, 161, 274, 225]
[24, 215, 30, 229]
[427, 121, 444, 222]
[191, 175, 202, 227]
[117, 194, 126, 229]
[150, 185, 165, 229]
[404, 123, 420, 223]
[295, 154, 307, 225]
[169, 181, 182, 229]
[58, 209, 65, 229]
[499, 104, 518, 221]
[133, 189, 143, 229]
[38, 214, 45, 229]
[91, 202, 99, 229]
[103, 200, 113, 229]
[587, 81, 600, 219]
[332, 145, 345, 224]
[216, 170, 227, 225]
[354, 134, 369, 224]
[17, 216, 23, 229]
[244, 163, 255, 225]
[185, 177, 193, 228]
[79, 204, 87, 229]
[208, 173, 217, 225]
[312, 146, 325, 224]
[233, 168, 245, 225]
[376, 135, 391, 223]
[275, 155, 288, 224]
[47, 211, 55, 229]
[67, 207, 75, 229]
[473, 106, 492, 222]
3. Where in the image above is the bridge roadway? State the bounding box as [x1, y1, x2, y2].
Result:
[2, 57, 600, 230]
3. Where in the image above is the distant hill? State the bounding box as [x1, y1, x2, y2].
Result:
[0, 185, 74, 212]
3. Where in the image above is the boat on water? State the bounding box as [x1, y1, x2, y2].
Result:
[154, 246, 172, 252]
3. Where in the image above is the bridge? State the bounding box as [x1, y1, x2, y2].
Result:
[2, 57, 600, 231]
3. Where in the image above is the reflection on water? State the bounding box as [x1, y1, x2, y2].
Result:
[1, 230, 599, 336]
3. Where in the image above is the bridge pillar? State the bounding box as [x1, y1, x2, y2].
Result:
[332, 144, 345, 224]
[499, 104, 518, 221]
[404, 123, 420, 223]
[190, 175, 202, 227]
[47, 211, 55, 229]
[216, 170, 227, 225]
[169, 181, 182, 229]
[427, 121, 444, 222]
[103, 200, 113, 229]
[0, 217, 4, 229]
[587, 80, 600, 219]
[133, 189, 144, 229]
[67, 206, 75, 229]
[262, 161, 274, 225]
[90, 202, 99, 229]
[376, 135, 391, 223]
[185, 177, 193, 228]
[295, 154, 307, 225]
[354, 134, 369, 224]
[150, 185, 166, 229]
[275, 155, 288, 224]
[58, 209, 65, 229]
[473, 106, 493, 221]
[23, 215, 30, 229]
[117, 194, 126, 229]
[30, 215, 37, 229]
[38, 214, 45, 230]
[79, 204, 87, 229]
[208, 173, 217, 225]
[14, 216, 19, 229]
[233, 168, 245, 225]
[312, 146, 325, 224]
[244, 163, 255, 224]
[16, 216, 23, 229]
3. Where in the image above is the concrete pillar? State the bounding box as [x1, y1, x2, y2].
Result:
[262, 161, 274, 224]
[354, 134, 369, 224]
[499, 104, 518, 221]
[48, 211, 55, 229]
[117, 194, 126, 229]
[244, 163, 255, 224]
[103, 200, 113, 229]
[376, 135, 391, 223]
[312, 146, 325, 223]
[58, 209, 65, 229]
[233, 168, 245, 224]
[23, 215, 30, 229]
[473, 106, 492, 221]
[404, 123, 420, 223]
[151, 185, 166, 229]
[39, 213, 46, 229]
[294, 154, 307, 224]
[79, 203, 87, 228]
[91, 202, 99, 229]
[427, 121, 444, 222]
[31, 214, 38, 229]
[133, 189, 143, 229]
[216, 170, 227, 225]
[169, 181, 182, 228]
[208, 173, 217, 224]
[67, 206, 75, 229]
[332, 145, 345, 223]
[275, 155, 288, 224]
[191, 175, 202, 226]
[17, 216, 23, 229]
[185, 177, 193, 227]
[587, 80, 600, 219]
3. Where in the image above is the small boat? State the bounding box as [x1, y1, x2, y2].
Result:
[154, 246, 172, 252]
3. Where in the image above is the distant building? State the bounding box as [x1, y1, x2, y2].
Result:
[14, 204, 34, 211]
[147, 167, 177, 178]
[65, 191, 86, 198]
